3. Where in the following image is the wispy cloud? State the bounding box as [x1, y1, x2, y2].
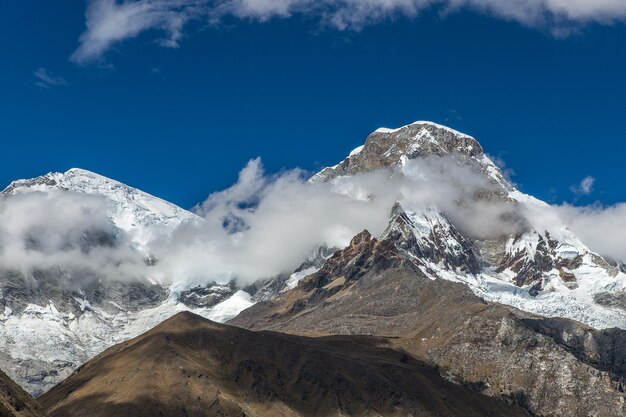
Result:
[34, 68, 68, 89]
[72, 0, 626, 64]
[71, 0, 203, 64]
[556, 202, 626, 263]
[570, 175, 595, 195]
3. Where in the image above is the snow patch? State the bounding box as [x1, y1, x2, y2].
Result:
[349, 145, 364, 157]
[205, 290, 253, 322]
[374, 121, 473, 138]
[284, 266, 320, 291]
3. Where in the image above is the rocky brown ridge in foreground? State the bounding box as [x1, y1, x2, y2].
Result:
[39, 311, 531, 417]
[0, 369, 48, 417]
[230, 229, 626, 417]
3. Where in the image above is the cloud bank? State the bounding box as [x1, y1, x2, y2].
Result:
[72, 0, 626, 63]
[158, 155, 534, 285]
[1, 156, 624, 289]
[0, 191, 147, 283]
[0, 156, 519, 286]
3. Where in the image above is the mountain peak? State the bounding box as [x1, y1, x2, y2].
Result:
[2, 167, 116, 195]
[367, 120, 483, 160]
[66, 167, 95, 174]
[149, 311, 222, 334]
[312, 120, 486, 182]
[2, 167, 201, 248]
[374, 120, 474, 139]
[64, 167, 107, 178]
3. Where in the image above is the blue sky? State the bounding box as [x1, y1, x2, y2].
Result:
[1, 1, 625, 209]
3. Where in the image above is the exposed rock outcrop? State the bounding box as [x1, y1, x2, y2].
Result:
[231, 229, 626, 417]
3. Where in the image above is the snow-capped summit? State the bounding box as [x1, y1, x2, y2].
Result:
[374, 120, 475, 138]
[312, 121, 509, 189]
[0, 167, 328, 395]
[3, 167, 202, 248]
[0, 168, 249, 395]
[312, 121, 626, 330]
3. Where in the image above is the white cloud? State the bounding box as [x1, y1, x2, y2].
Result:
[0, 191, 147, 282]
[150, 155, 524, 284]
[570, 175, 595, 195]
[1, 155, 624, 289]
[0, 155, 518, 286]
[33, 68, 68, 89]
[155, 159, 398, 283]
[556, 203, 626, 264]
[73, 0, 626, 63]
[71, 0, 202, 64]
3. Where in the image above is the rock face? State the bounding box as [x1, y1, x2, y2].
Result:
[230, 230, 626, 417]
[301, 230, 420, 292]
[39, 311, 531, 417]
[312, 121, 506, 188]
[0, 368, 49, 417]
[177, 282, 238, 308]
[382, 203, 480, 275]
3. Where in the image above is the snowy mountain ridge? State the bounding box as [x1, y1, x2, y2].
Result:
[375, 120, 474, 137]
[1, 120, 626, 396]
[3, 167, 202, 249]
[0, 168, 258, 395]
[316, 121, 626, 329]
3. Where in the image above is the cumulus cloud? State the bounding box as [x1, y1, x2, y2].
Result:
[147, 155, 526, 284]
[156, 156, 626, 281]
[72, 0, 626, 63]
[570, 175, 595, 195]
[153, 159, 396, 284]
[33, 68, 68, 89]
[0, 155, 519, 286]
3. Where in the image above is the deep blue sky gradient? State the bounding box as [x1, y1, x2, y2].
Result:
[1, 2, 625, 208]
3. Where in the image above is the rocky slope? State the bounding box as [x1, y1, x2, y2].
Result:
[39, 311, 531, 417]
[0, 369, 48, 417]
[230, 229, 626, 417]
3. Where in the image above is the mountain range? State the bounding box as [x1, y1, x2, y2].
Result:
[1, 121, 625, 416]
